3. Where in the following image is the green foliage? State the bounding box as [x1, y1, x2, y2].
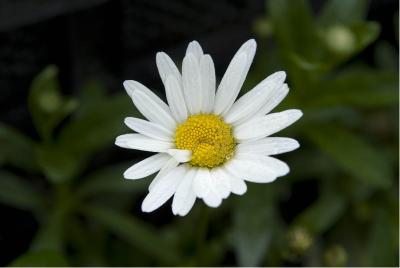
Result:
[10, 251, 68, 267]
[36, 144, 81, 183]
[77, 162, 147, 198]
[293, 189, 347, 234]
[28, 65, 78, 142]
[366, 208, 398, 266]
[305, 126, 392, 189]
[0, 0, 398, 266]
[82, 204, 181, 265]
[0, 171, 44, 211]
[318, 0, 369, 25]
[0, 123, 38, 172]
[306, 70, 398, 109]
[230, 185, 281, 266]
[58, 87, 135, 159]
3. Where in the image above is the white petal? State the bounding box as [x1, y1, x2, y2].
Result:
[131, 90, 176, 131]
[225, 71, 286, 124]
[225, 157, 278, 183]
[156, 52, 182, 86]
[213, 53, 247, 115]
[192, 168, 207, 198]
[237, 137, 300, 155]
[149, 157, 179, 191]
[254, 83, 290, 118]
[115, 134, 173, 152]
[200, 55, 216, 113]
[124, 117, 173, 141]
[141, 166, 186, 212]
[165, 75, 188, 122]
[226, 170, 247, 195]
[172, 168, 197, 216]
[182, 53, 202, 114]
[240, 153, 290, 176]
[230, 178, 247, 195]
[123, 80, 171, 115]
[186, 41, 204, 62]
[193, 168, 222, 207]
[210, 168, 231, 199]
[114, 134, 132, 149]
[167, 149, 192, 163]
[123, 153, 171, 180]
[203, 188, 222, 208]
[225, 153, 289, 183]
[213, 39, 257, 116]
[234, 109, 303, 142]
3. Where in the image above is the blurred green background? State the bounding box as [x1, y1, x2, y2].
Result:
[0, 0, 398, 266]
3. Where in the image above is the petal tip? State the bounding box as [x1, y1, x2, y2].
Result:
[290, 109, 303, 120]
[293, 139, 300, 149]
[189, 40, 200, 45]
[203, 197, 222, 208]
[245, 38, 257, 46]
[275, 70, 287, 80]
[156, 51, 167, 60]
[123, 80, 135, 95]
[141, 200, 152, 213]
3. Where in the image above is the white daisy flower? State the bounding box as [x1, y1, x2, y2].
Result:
[116, 39, 302, 216]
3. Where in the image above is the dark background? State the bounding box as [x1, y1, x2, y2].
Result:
[0, 0, 398, 266]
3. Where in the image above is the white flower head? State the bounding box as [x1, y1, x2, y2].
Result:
[116, 39, 302, 216]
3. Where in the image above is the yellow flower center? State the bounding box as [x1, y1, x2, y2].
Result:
[175, 114, 236, 168]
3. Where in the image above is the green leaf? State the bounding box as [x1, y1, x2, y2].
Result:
[31, 206, 67, 252]
[307, 70, 398, 108]
[293, 191, 346, 234]
[268, 0, 320, 60]
[319, 0, 369, 26]
[231, 185, 280, 266]
[58, 92, 137, 159]
[36, 145, 80, 183]
[9, 250, 68, 267]
[365, 208, 398, 266]
[0, 171, 44, 211]
[350, 21, 380, 52]
[77, 162, 147, 198]
[267, 0, 324, 89]
[33, 80, 138, 184]
[19, 204, 69, 266]
[82, 204, 180, 265]
[28, 65, 77, 141]
[374, 41, 399, 71]
[0, 123, 38, 172]
[64, 217, 107, 266]
[305, 126, 393, 189]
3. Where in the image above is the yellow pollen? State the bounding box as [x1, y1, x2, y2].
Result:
[175, 114, 236, 168]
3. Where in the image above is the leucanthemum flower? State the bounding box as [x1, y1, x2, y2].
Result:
[116, 39, 302, 216]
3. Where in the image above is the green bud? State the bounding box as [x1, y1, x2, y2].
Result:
[325, 25, 356, 55]
[323, 244, 348, 267]
[287, 227, 313, 255]
[38, 90, 62, 113]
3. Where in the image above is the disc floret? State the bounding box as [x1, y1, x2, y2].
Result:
[175, 114, 236, 168]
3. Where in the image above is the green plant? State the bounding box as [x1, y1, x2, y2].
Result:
[0, 0, 398, 266]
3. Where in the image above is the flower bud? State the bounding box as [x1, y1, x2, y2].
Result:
[288, 226, 313, 255]
[325, 25, 356, 55]
[323, 244, 348, 267]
